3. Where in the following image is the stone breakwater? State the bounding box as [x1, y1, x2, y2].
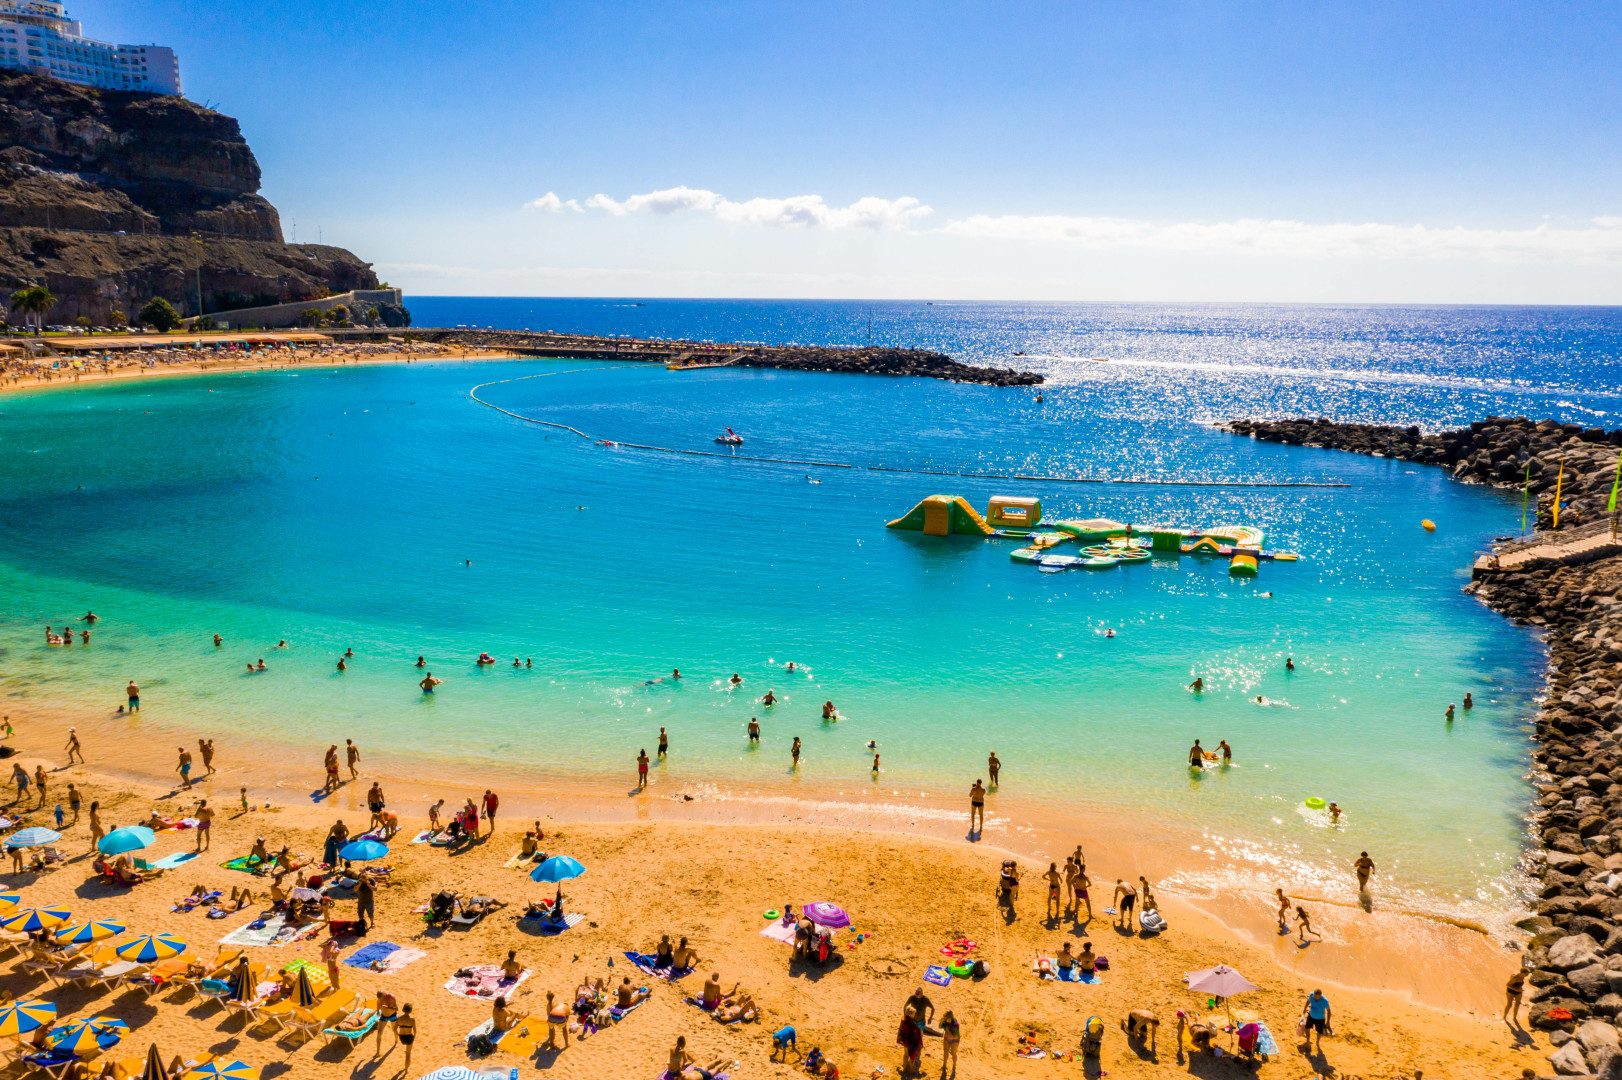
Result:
[1224, 416, 1622, 530]
[423, 329, 1044, 386]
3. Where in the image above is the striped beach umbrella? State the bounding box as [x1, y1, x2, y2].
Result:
[115, 933, 186, 963]
[416, 1070, 484, 1080]
[50, 1017, 126, 1053]
[225, 961, 253, 1003]
[1, 905, 72, 932]
[0, 998, 56, 1037]
[5, 827, 61, 848]
[183, 1060, 257, 1080]
[292, 965, 317, 1009]
[141, 1043, 171, 1080]
[0, 891, 22, 910]
[55, 920, 125, 945]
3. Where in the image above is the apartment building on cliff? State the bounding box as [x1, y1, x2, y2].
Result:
[0, 1, 179, 95]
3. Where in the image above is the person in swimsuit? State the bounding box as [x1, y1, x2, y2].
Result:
[1056, 941, 1076, 975]
[791, 738, 801, 767]
[1328, 802, 1342, 823]
[969, 779, 985, 835]
[667, 1036, 695, 1078]
[374, 990, 398, 1055]
[761, 690, 777, 706]
[748, 717, 760, 743]
[1114, 879, 1137, 928]
[1043, 862, 1062, 919]
[822, 701, 836, 719]
[1464, 692, 1473, 709]
[616, 976, 650, 1009]
[415, 656, 425, 667]
[654, 935, 675, 967]
[126, 680, 139, 711]
[941, 1010, 960, 1073]
[1504, 967, 1526, 1025]
[542, 991, 569, 1049]
[64, 729, 84, 765]
[1189, 676, 1203, 692]
[999, 860, 1020, 909]
[194, 800, 213, 851]
[419, 673, 441, 692]
[658, 728, 669, 757]
[176, 747, 193, 790]
[1296, 905, 1320, 942]
[1275, 888, 1291, 932]
[1218, 739, 1232, 763]
[988, 751, 1000, 786]
[1355, 851, 1376, 892]
[394, 1004, 416, 1070]
[1187, 740, 1204, 767]
[729, 673, 742, 686]
[637, 750, 650, 789]
[347, 740, 362, 780]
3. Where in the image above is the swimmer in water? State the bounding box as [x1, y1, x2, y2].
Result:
[420, 673, 442, 693]
[1286, 656, 1294, 671]
[1445, 703, 1455, 721]
[729, 673, 742, 686]
[1463, 692, 1473, 709]
[337, 657, 347, 672]
[1260, 591, 1273, 597]
[1328, 802, 1342, 823]
[761, 690, 778, 707]
[672, 669, 681, 680]
[276, 639, 287, 648]
[213, 634, 223, 647]
[256, 659, 266, 671]
[513, 657, 521, 667]
[822, 701, 837, 720]
[866, 740, 877, 751]
[1105, 628, 1116, 638]
[415, 656, 425, 667]
[785, 661, 796, 672]
[871, 752, 880, 773]
[82, 611, 98, 623]
[806, 476, 820, 484]
[1189, 677, 1203, 693]
[1256, 695, 1264, 705]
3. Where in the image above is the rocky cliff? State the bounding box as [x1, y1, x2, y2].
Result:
[0, 72, 377, 321]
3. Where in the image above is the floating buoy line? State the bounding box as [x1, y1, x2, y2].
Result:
[468, 367, 1352, 489]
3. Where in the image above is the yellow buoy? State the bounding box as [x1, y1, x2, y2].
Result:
[1421, 519, 1436, 532]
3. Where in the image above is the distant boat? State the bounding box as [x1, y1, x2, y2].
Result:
[1013, 350, 1026, 356]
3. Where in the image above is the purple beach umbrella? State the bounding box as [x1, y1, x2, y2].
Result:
[803, 901, 851, 930]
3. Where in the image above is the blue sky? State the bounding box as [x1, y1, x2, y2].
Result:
[78, 1, 1622, 301]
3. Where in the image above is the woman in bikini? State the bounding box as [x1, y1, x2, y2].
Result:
[394, 1004, 416, 1071]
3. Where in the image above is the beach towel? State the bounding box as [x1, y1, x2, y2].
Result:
[759, 921, 797, 945]
[1254, 1020, 1279, 1056]
[150, 851, 199, 870]
[924, 965, 952, 988]
[172, 890, 222, 913]
[220, 856, 265, 875]
[682, 996, 718, 1012]
[217, 913, 321, 948]
[343, 942, 399, 969]
[410, 830, 436, 844]
[533, 913, 582, 935]
[443, 964, 530, 999]
[623, 952, 692, 980]
[501, 851, 544, 870]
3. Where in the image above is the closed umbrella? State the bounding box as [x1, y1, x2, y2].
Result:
[338, 838, 387, 862]
[530, 856, 586, 883]
[292, 965, 317, 1009]
[141, 1042, 170, 1080]
[225, 961, 253, 1003]
[5, 828, 61, 848]
[1, 906, 72, 932]
[116, 933, 186, 963]
[0, 998, 56, 1038]
[803, 901, 851, 930]
[55, 920, 125, 945]
[98, 827, 155, 856]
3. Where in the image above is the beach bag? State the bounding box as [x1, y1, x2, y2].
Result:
[1294, 1016, 1307, 1036]
[466, 1033, 493, 1056]
[972, 960, 990, 979]
[1094, 956, 1109, 971]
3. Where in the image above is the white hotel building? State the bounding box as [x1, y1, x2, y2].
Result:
[0, 1, 179, 95]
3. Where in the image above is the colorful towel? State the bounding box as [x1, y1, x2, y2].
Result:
[150, 851, 199, 870]
[410, 830, 436, 845]
[343, 941, 400, 969]
[530, 913, 583, 935]
[217, 914, 321, 948]
[220, 856, 264, 874]
[1255, 1021, 1280, 1056]
[924, 965, 951, 987]
[623, 952, 692, 980]
[443, 964, 530, 999]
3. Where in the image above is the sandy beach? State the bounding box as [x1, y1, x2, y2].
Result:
[0, 692, 1540, 1080]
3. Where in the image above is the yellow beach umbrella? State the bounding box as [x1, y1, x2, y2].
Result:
[115, 934, 186, 963]
[0, 892, 22, 911]
[141, 1043, 170, 1080]
[183, 1060, 257, 1080]
[0, 998, 56, 1037]
[0, 906, 71, 933]
[55, 920, 125, 945]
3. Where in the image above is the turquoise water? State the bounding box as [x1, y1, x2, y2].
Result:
[0, 340, 1549, 913]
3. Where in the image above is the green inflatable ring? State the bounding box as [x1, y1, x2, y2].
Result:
[763, 909, 779, 920]
[1304, 797, 1326, 810]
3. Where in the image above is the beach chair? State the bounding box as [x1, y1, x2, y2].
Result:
[450, 896, 497, 928]
[282, 988, 357, 1045]
[84, 960, 145, 991]
[320, 1000, 382, 1048]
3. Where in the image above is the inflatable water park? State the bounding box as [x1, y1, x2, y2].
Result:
[886, 495, 1300, 575]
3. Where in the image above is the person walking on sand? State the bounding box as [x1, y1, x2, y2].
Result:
[1355, 851, 1376, 892]
[87, 800, 103, 852]
[1301, 989, 1331, 1052]
[64, 728, 84, 765]
[32, 765, 46, 807]
[1043, 862, 1063, 920]
[125, 680, 140, 712]
[175, 747, 193, 790]
[658, 727, 669, 758]
[1275, 888, 1290, 934]
[1504, 967, 1525, 1025]
[323, 745, 339, 793]
[373, 989, 398, 1056]
[345, 739, 361, 780]
[199, 738, 215, 775]
[356, 874, 375, 931]
[66, 783, 80, 823]
[969, 779, 985, 835]
[988, 751, 1001, 787]
[637, 750, 650, 790]
[194, 800, 213, 852]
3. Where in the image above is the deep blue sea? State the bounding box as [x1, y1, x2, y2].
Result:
[3, 300, 1618, 920]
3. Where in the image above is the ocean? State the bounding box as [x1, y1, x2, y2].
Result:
[4, 300, 1618, 922]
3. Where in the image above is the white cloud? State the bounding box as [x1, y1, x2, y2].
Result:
[575, 186, 931, 230]
[524, 191, 582, 213]
[940, 213, 1622, 264]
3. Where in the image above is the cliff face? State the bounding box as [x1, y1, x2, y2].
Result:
[0, 72, 381, 321]
[0, 72, 279, 239]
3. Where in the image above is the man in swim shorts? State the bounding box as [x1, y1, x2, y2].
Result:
[988, 751, 1001, 786]
[1114, 879, 1137, 928]
[176, 747, 193, 790]
[126, 680, 140, 712]
[747, 718, 759, 743]
[657, 728, 668, 757]
[1188, 740, 1204, 767]
[969, 779, 985, 835]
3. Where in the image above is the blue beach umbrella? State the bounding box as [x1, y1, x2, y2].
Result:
[0, 998, 56, 1038]
[141, 1042, 170, 1080]
[292, 965, 317, 1009]
[184, 1060, 257, 1080]
[416, 1070, 484, 1080]
[98, 827, 155, 856]
[49, 1017, 126, 1054]
[530, 856, 586, 883]
[115, 933, 186, 963]
[338, 838, 388, 862]
[55, 919, 125, 945]
[5, 827, 61, 848]
[1, 906, 72, 932]
[0, 891, 22, 910]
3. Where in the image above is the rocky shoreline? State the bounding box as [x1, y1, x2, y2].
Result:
[1228, 415, 1622, 1061]
[424, 329, 1044, 386]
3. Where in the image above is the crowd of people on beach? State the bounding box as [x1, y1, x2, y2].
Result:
[0, 340, 468, 388]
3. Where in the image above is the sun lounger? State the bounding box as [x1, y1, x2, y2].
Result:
[83, 960, 145, 990]
[449, 896, 500, 927]
[25, 1050, 82, 1080]
[321, 1004, 381, 1047]
[283, 988, 357, 1045]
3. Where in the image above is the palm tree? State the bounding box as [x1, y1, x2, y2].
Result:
[8, 286, 56, 334]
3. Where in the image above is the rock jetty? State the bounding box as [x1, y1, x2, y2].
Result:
[427, 329, 1044, 386]
[1229, 414, 1622, 1060]
[1224, 416, 1622, 530]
